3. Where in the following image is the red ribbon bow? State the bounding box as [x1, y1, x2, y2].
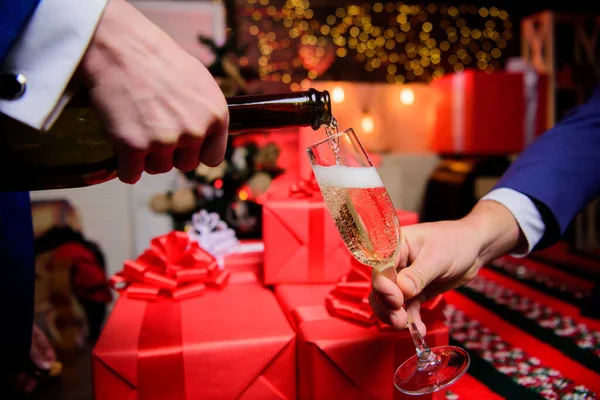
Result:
[109, 231, 230, 301]
[325, 260, 382, 327]
[289, 175, 320, 198]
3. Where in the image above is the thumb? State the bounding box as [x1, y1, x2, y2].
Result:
[396, 256, 436, 301]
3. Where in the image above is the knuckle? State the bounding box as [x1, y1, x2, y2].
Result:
[407, 267, 428, 293]
[156, 130, 180, 145]
[120, 130, 150, 151]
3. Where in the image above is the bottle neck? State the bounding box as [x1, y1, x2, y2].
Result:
[227, 88, 332, 133]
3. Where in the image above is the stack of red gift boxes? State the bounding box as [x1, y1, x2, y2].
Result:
[92, 179, 449, 400]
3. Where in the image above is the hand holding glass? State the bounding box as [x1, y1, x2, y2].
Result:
[306, 128, 470, 395]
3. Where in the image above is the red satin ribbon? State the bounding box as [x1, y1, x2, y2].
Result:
[308, 199, 325, 282]
[289, 176, 320, 198]
[108, 231, 230, 301]
[288, 176, 327, 282]
[138, 300, 186, 400]
[325, 261, 379, 326]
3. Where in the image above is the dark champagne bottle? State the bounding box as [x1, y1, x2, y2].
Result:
[0, 89, 331, 192]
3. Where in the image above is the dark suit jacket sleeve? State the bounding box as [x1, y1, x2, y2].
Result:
[0, 1, 40, 383]
[494, 85, 600, 249]
[0, 0, 41, 62]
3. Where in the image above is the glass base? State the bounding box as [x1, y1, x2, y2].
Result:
[393, 345, 470, 395]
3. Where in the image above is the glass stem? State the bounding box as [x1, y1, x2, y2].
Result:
[380, 264, 436, 363]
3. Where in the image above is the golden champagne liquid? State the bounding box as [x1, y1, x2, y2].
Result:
[313, 165, 400, 269]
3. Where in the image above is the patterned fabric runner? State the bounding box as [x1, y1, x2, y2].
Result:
[444, 303, 596, 399]
[488, 257, 592, 305]
[441, 250, 600, 399]
[458, 272, 600, 371]
[531, 242, 600, 280]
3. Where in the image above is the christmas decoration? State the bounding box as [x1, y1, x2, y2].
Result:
[198, 0, 259, 96]
[241, 1, 514, 89]
[186, 209, 240, 267]
[150, 139, 285, 239]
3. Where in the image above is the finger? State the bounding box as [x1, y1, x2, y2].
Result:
[116, 146, 147, 184]
[368, 290, 391, 325]
[371, 270, 409, 330]
[389, 307, 408, 331]
[198, 119, 228, 167]
[369, 290, 408, 330]
[173, 135, 203, 172]
[406, 298, 426, 337]
[371, 269, 403, 311]
[145, 144, 176, 175]
[396, 256, 436, 300]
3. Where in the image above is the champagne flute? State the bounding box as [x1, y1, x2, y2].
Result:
[306, 128, 470, 395]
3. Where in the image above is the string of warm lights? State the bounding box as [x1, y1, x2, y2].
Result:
[243, 1, 512, 90]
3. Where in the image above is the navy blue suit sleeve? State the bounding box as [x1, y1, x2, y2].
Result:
[0, 192, 35, 390]
[0, 1, 40, 385]
[0, 1, 41, 388]
[495, 85, 600, 248]
[0, 0, 41, 62]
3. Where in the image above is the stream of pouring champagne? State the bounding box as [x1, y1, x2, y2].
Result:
[0, 89, 331, 192]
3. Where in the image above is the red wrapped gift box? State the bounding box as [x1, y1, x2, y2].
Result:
[263, 179, 350, 284]
[223, 240, 264, 279]
[274, 283, 448, 400]
[431, 69, 548, 155]
[92, 232, 295, 400]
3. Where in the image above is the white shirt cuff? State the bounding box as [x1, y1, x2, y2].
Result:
[481, 188, 546, 257]
[0, 0, 108, 130]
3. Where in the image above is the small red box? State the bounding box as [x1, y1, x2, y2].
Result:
[263, 193, 350, 284]
[274, 284, 449, 400]
[92, 273, 296, 400]
[431, 69, 548, 155]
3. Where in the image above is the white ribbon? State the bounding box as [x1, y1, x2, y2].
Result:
[187, 210, 240, 267]
[506, 57, 540, 147]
